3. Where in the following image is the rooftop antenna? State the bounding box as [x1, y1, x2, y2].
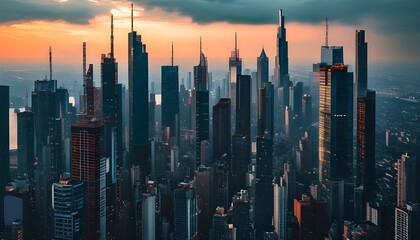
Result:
[325, 18, 329, 47]
[49, 46, 52, 81]
[131, 3, 134, 32]
[111, 14, 114, 58]
[171, 41, 174, 66]
[235, 32, 238, 58]
[200, 36, 202, 54]
[83, 42, 87, 111]
[279, 9, 282, 26]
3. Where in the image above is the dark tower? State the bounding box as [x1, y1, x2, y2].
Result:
[213, 98, 231, 161]
[257, 48, 269, 90]
[161, 42, 179, 141]
[356, 30, 367, 98]
[0, 85, 9, 235]
[274, 9, 290, 105]
[101, 14, 119, 239]
[128, 4, 150, 176]
[194, 37, 209, 167]
[17, 111, 34, 180]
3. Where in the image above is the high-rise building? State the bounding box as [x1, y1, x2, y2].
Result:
[395, 204, 420, 240]
[296, 132, 312, 174]
[235, 75, 251, 139]
[195, 165, 215, 239]
[397, 153, 409, 208]
[257, 48, 269, 91]
[293, 194, 328, 240]
[194, 38, 209, 167]
[255, 135, 274, 236]
[128, 4, 150, 177]
[214, 159, 229, 210]
[211, 207, 229, 240]
[230, 190, 253, 240]
[293, 82, 303, 116]
[397, 153, 419, 208]
[161, 44, 179, 141]
[258, 82, 274, 138]
[0, 85, 10, 235]
[274, 177, 287, 240]
[32, 78, 60, 239]
[213, 98, 231, 160]
[173, 180, 198, 240]
[228, 33, 242, 131]
[52, 178, 87, 240]
[71, 122, 106, 240]
[342, 221, 379, 239]
[318, 64, 353, 198]
[142, 186, 157, 240]
[230, 134, 248, 201]
[302, 94, 312, 130]
[101, 15, 119, 239]
[274, 10, 290, 102]
[17, 111, 34, 180]
[355, 90, 376, 207]
[356, 30, 368, 98]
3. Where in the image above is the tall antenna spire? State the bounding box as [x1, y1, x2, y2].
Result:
[131, 3, 134, 32]
[279, 9, 283, 26]
[49, 46, 52, 81]
[325, 17, 329, 47]
[83, 42, 86, 105]
[200, 36, 202, 54]
[171, 41, 174, 66]
[111, 14, 114, 58]
[235, 32, 238, 58]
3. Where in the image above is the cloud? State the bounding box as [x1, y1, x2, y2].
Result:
[0, 0, 109, 24]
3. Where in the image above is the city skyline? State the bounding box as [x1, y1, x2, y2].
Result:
[1, 1, 419, 83]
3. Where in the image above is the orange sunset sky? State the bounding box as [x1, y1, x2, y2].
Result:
[0, 0, 419, 83]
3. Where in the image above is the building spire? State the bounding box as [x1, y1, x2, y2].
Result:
[83, 42, 86, 94]
[131, 3, 134, 32]
[171, 41, 174, 66]
[325, 17, 329, 47]
[111, 14, 114, 58]
[200, 36, 202, 54]
[235, 32, 237, 57]
[279, 9, 283, 26]
[49, 46, 52, 81]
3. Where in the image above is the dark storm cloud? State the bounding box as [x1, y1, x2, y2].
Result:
[0, 0, 107, 24]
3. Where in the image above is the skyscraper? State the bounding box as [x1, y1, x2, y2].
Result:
[274, 177, 288, 240]
[17, 111, 34, 180]
[213, 98, 231, 160]
[228, 33, 242, 129]
[258, 82, 274, 138]
[302, 94, 312, 130]
[161, 43, 179, 141]
[356, 30, 368, 98]
[235, 75, 251, 142]
[194, 38, 209, 167]
[293, 194, 328, 240]
[231, 190, 253, 240]
[142, 187, 157, 240]
[52, 179, 87, 240]
[255, 135, 274, 236]
[174, 181, 198, 240]
[0, 85, 9, 235]
[318, 65, 353, 194]
[355, 90, 376, 207]
[274, 9, 290, 105]
[71, 122, 106, 240]
[128, 4, 150, 177]
[397, 153, 419, 208]
[101, 16, 119, 239]
[195, 165, 215, 239]
[395, 204, 420, 240]
[257, 48, 269, 91]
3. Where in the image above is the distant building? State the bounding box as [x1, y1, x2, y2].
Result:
[293, 194, 327, 240]
[257, 48, 269, 90]
[173, 180, 198, 240]
[343, 220, 378, 240]
[161, 58, 179, 140]
[274, 177, 288, 240]
[213, 98, 231, 160]
[17, 111, 34, 180]
[52, 179, 87, 240]
[230, 190, 253, 240]
[395, 204, 420, 240]
[0, 85, 10, 234]
[211, 207, 229, 240]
